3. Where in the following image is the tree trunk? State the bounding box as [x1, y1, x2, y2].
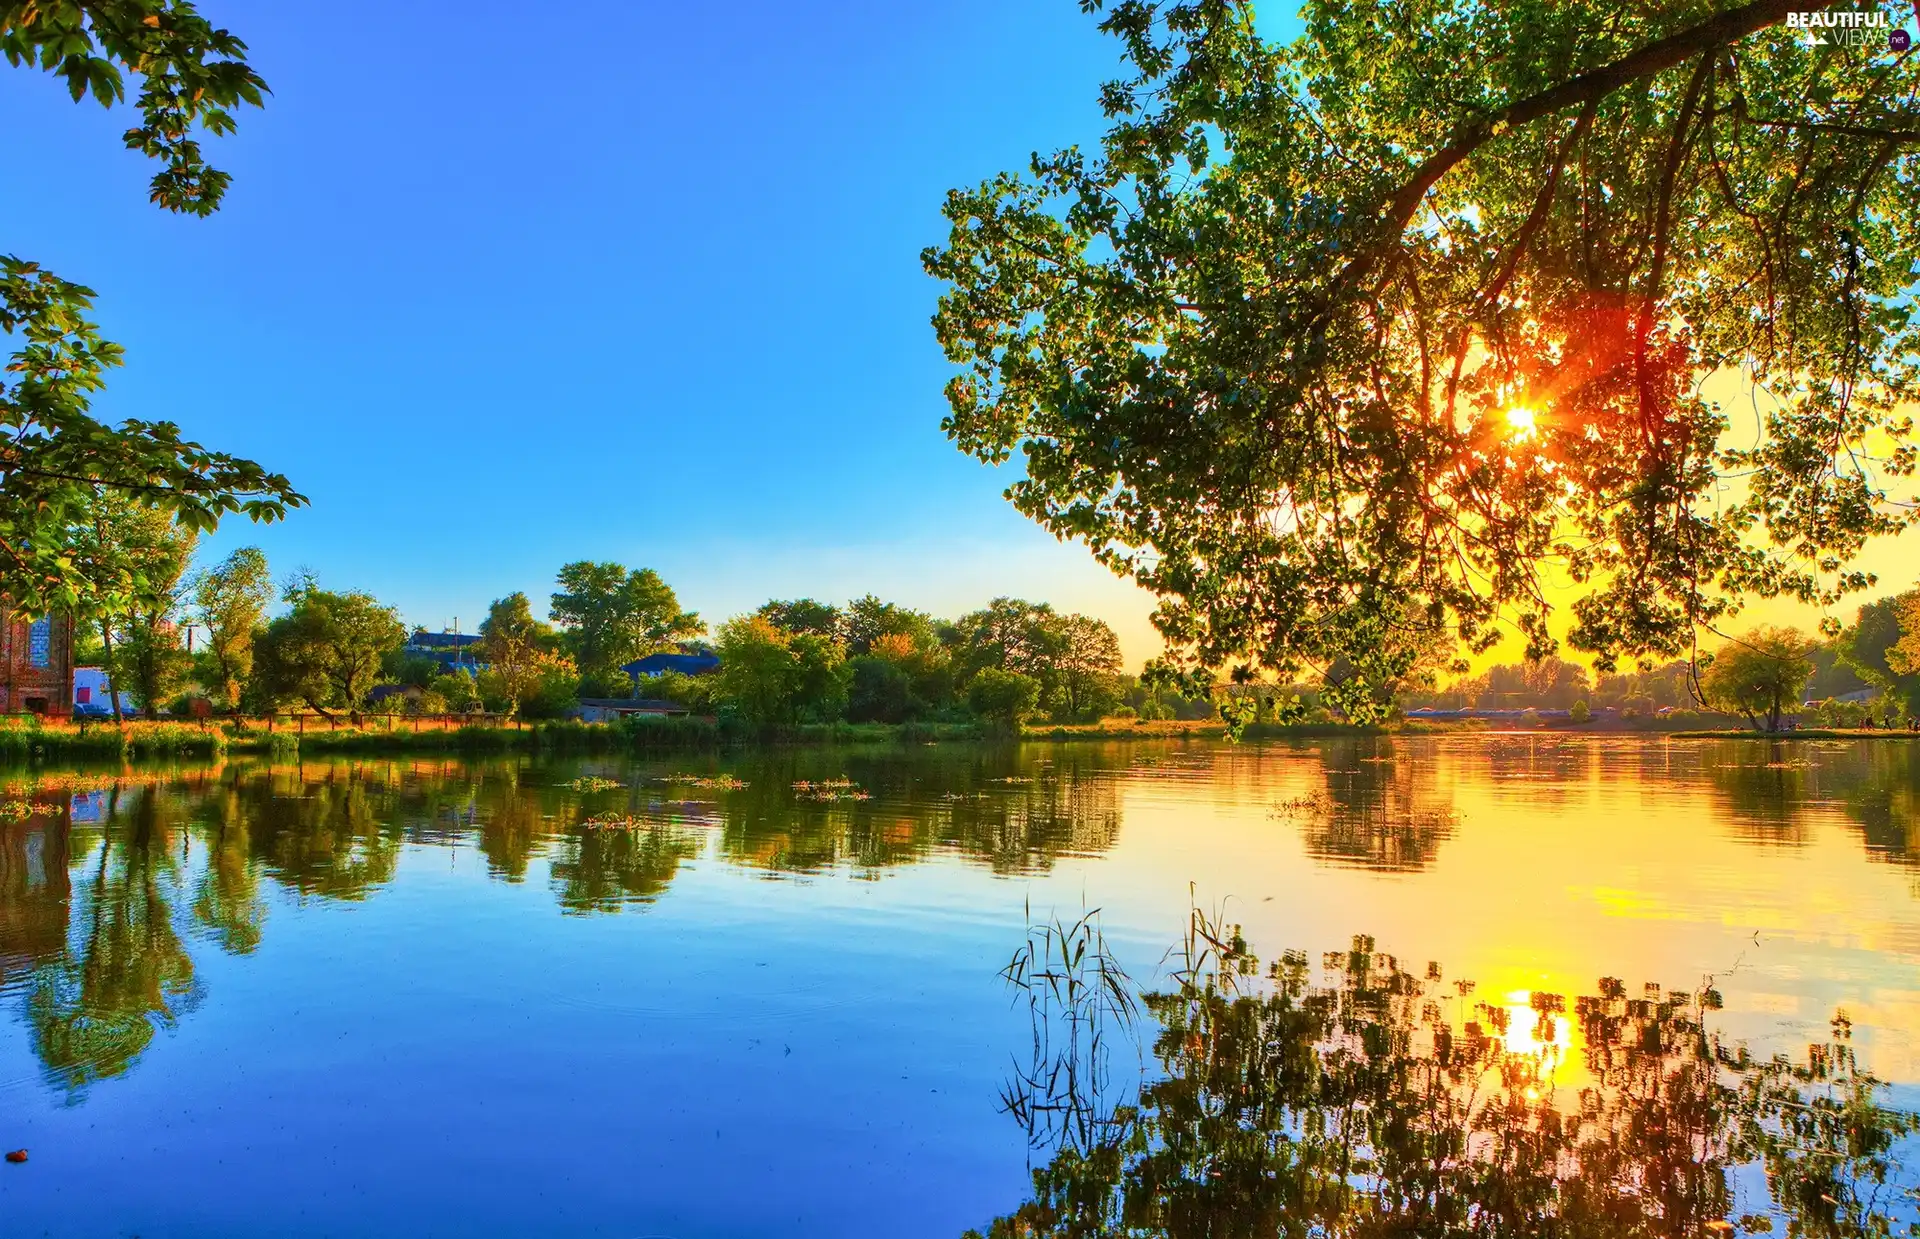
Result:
[99, 617, 125, 728]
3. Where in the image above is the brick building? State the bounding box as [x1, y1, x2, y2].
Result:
[1, 604, 74, 715]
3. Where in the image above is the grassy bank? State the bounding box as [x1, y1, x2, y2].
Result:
[0, 720, 229, 762]
[13, 715, 1910, 767]
[0, 715, 992, 765]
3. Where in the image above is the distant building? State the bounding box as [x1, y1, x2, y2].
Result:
[1, 604, 72, 716]
[622, 651, 720, 680]
[405, 629, 486, 673]
[570, 697, 692, 724]
[72, 667, 135, 717]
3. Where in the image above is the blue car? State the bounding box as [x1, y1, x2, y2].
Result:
[72, 701, 115, 720]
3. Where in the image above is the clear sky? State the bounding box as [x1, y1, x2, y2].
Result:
[1, 1, 1236, 666]
[7, 3, 1907, 673]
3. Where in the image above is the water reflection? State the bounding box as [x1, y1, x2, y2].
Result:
[1280, 738, 1459, 871]
[0, 750, 1133, 1097]
[1, 738, 1918, 1111]
[26, 786, 202, 1099]
[980, 921, 1920, 1238]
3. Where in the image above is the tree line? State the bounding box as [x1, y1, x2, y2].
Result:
[1401, 587, 1920, 732]
[68, 527, 1140, 729]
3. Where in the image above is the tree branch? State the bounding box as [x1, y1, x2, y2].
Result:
[1337, 0, 1840, 297]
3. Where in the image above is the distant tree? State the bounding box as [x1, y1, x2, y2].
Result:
[1592, 660, 1699, 712]
[67, 491, 197, 720]
[254, 584, 406, 721]
[789, 632, 852, 723]
[430, 672, 480, 714]
[755, 598, 841, 639]
[549, 562, 702, 681]
[1460, 657, 1593, 711]
[710, 615, 850, 726]
[477, 591, 557, 716]
[967, 667, 1040, 728]
[1889, 594, 1920, 683]
[1838, 592, 1920, 717]
[1052, 614, 1123, 721]
[478, 651, 578, 720]
[848, 630, 956, 723]
[841, 594, 939, 655]
[1804, 643, 1871, 703]
[950, 598, 1065, 683]
[848, 655, 916, 724]
[712, 615, 796, 725]
[1, 2, 302, 613]
[188, 546, 273, 711]
[951, 599, 1126, 722]
[1701, 628, 1816, 733]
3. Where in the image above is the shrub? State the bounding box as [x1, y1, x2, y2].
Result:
[967, 668, 1041, 726]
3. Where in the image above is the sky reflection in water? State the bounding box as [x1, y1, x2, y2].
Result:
[0, 737, 1916, 1236]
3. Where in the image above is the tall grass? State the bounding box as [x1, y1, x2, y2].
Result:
[0, 719, 227, 764]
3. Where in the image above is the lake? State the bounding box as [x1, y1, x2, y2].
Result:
[2, 736, 1917, 1237]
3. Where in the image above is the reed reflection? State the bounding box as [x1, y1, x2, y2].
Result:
[981, 916, 1920, 1238]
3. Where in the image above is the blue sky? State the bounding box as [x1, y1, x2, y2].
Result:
[3, 1, 1279, 666]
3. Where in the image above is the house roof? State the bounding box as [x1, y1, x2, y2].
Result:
[622, 652, 720, 677]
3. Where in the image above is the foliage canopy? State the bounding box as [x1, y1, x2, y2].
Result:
[928, 0, 1920, 708]
[1, 1, 301, 611]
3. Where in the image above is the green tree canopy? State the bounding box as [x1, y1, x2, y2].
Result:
[1838, 590, 1920, 715]
[841, 594, 940, 655]
[253, 582, 406, 720]
[477, 591, 562, 716]
[67, 490, 197, 719]
[189, 545, 273, 711]
[755, 597, 842, 639]
[1, 2, 302, 611]
[967, 666, 1042, 728]
[548, 562, 702, 681]
[1700, 625, 1816, 730]
[927, 0, 1920, 703]
[951, 598, 1127, 722]
[711, 614, 852, 726]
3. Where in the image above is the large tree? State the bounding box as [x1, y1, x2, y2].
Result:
[477, 591, 561, 717]
[548, 562, 702, 682]
[1700, 625, 1816, 730]
[189, 546, 274, 712]
[927, 1, 1919, 717]
[67, 490, 197, 720]
[1837, 590, 1920, 715]
[1, 2, 303, 611]
[253, 583, 406, 721]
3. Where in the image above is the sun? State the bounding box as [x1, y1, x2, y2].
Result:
[1504, 405, 1539, 440]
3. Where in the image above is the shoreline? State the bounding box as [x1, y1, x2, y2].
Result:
[5, 715, 1916, 766]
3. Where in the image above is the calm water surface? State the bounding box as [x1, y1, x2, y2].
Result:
[1, 736, 1917, 1236]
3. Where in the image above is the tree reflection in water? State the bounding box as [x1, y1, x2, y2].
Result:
[981, 914, 1920, 1238]
[26, 786, 202, 1099]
